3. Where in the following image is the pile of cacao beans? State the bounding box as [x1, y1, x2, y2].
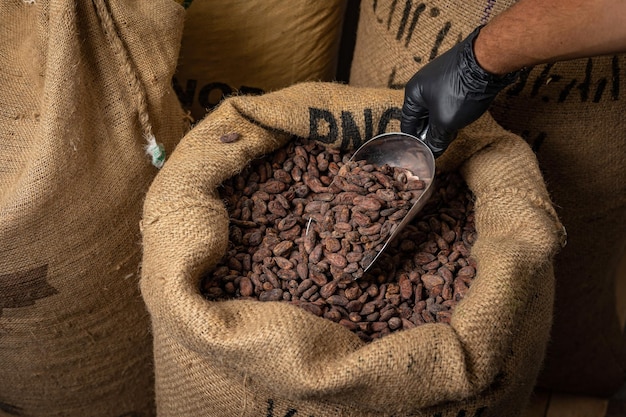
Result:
[201, 137, 476, 342]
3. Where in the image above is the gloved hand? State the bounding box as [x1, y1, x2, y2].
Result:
[401, 25, 521, 158]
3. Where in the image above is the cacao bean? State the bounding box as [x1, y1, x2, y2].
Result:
[202, 138, 477, 343]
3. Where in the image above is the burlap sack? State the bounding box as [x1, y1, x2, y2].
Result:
[140, 81, 564, 417]
[348, 0, 626, 396]
[172, 0, 347, 121]
[349, 0, 516, 88]
[0, 1, 187, 415]
[490, 53, 626, 398]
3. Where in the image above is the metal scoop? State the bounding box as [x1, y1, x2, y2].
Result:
[349, 132, 435, 272]
[305, 131, 436, 274]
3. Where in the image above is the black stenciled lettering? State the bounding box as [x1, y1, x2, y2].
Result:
[405, 3, 426, 47]
[364, 108, 374, 143]
[340, 108, 375, 149]
[548, 74, 563, 85]
[1, 265, 56, 317]
[171, 77, 196, 109]
[387, 67, 406, 89]
[521, 130, 547, 154]
[387, 0, 398, 30]
[526, 63, 583, 103]
[309, 108, 338, 144]
[341, 111, 363, 149]
[543, 74, 564, 102]
[576, 58, 593, 102]
[198, 82, 232, 111]
[513, 57, 620, 103]
[611, 55, 620, 100]
[266, 399, 298, 417]
[396, 0, 412, 41]
[377, 107, 402, 134]
[594, 78, 607, 103]
[549, 74, 563, 84]
[239, 86, 265, 96]
[558, 79, 576, 102]
[429, 22, 452, 61]
[506, 67, 532, 96]
[531, 64, 553, 98]
[0, 400, 22, 416]
[561, 57, 615, 103]
[577, 58, 593, 102]
[373, 0, 384, 23]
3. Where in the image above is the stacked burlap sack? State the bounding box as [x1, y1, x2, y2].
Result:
[140, 82, 564, 417]
[349, 0, 626, 396]
[172, 0, 348, 121]
[0, 1, 187, 415]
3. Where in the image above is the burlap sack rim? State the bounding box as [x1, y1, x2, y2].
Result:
[140, 82, 563, 413]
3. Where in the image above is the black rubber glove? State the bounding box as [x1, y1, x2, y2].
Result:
[401, 25, 521, 158]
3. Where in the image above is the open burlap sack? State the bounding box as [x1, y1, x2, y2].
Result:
[140, 81, 564, 417]
[0, 1, 187, 415]
[172, 0, 347, 121]
[348, 0, 626, 396]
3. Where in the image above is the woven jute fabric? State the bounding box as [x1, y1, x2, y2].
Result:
[173, 0, 347, 121]
[490, 55, 626, 397]
[349, 0, 516, 88]
[349, 0, 626, 396]
[0, 1, 187, 415]
[140, 81, 563, 417]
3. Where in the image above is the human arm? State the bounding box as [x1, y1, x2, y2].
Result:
[401, 0, 626, 157]
[475, 0, 626, 75]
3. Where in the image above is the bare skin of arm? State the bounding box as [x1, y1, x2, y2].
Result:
[474, 0, 626, 76]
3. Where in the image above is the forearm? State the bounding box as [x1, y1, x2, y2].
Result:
[474, 0, 626, 75]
